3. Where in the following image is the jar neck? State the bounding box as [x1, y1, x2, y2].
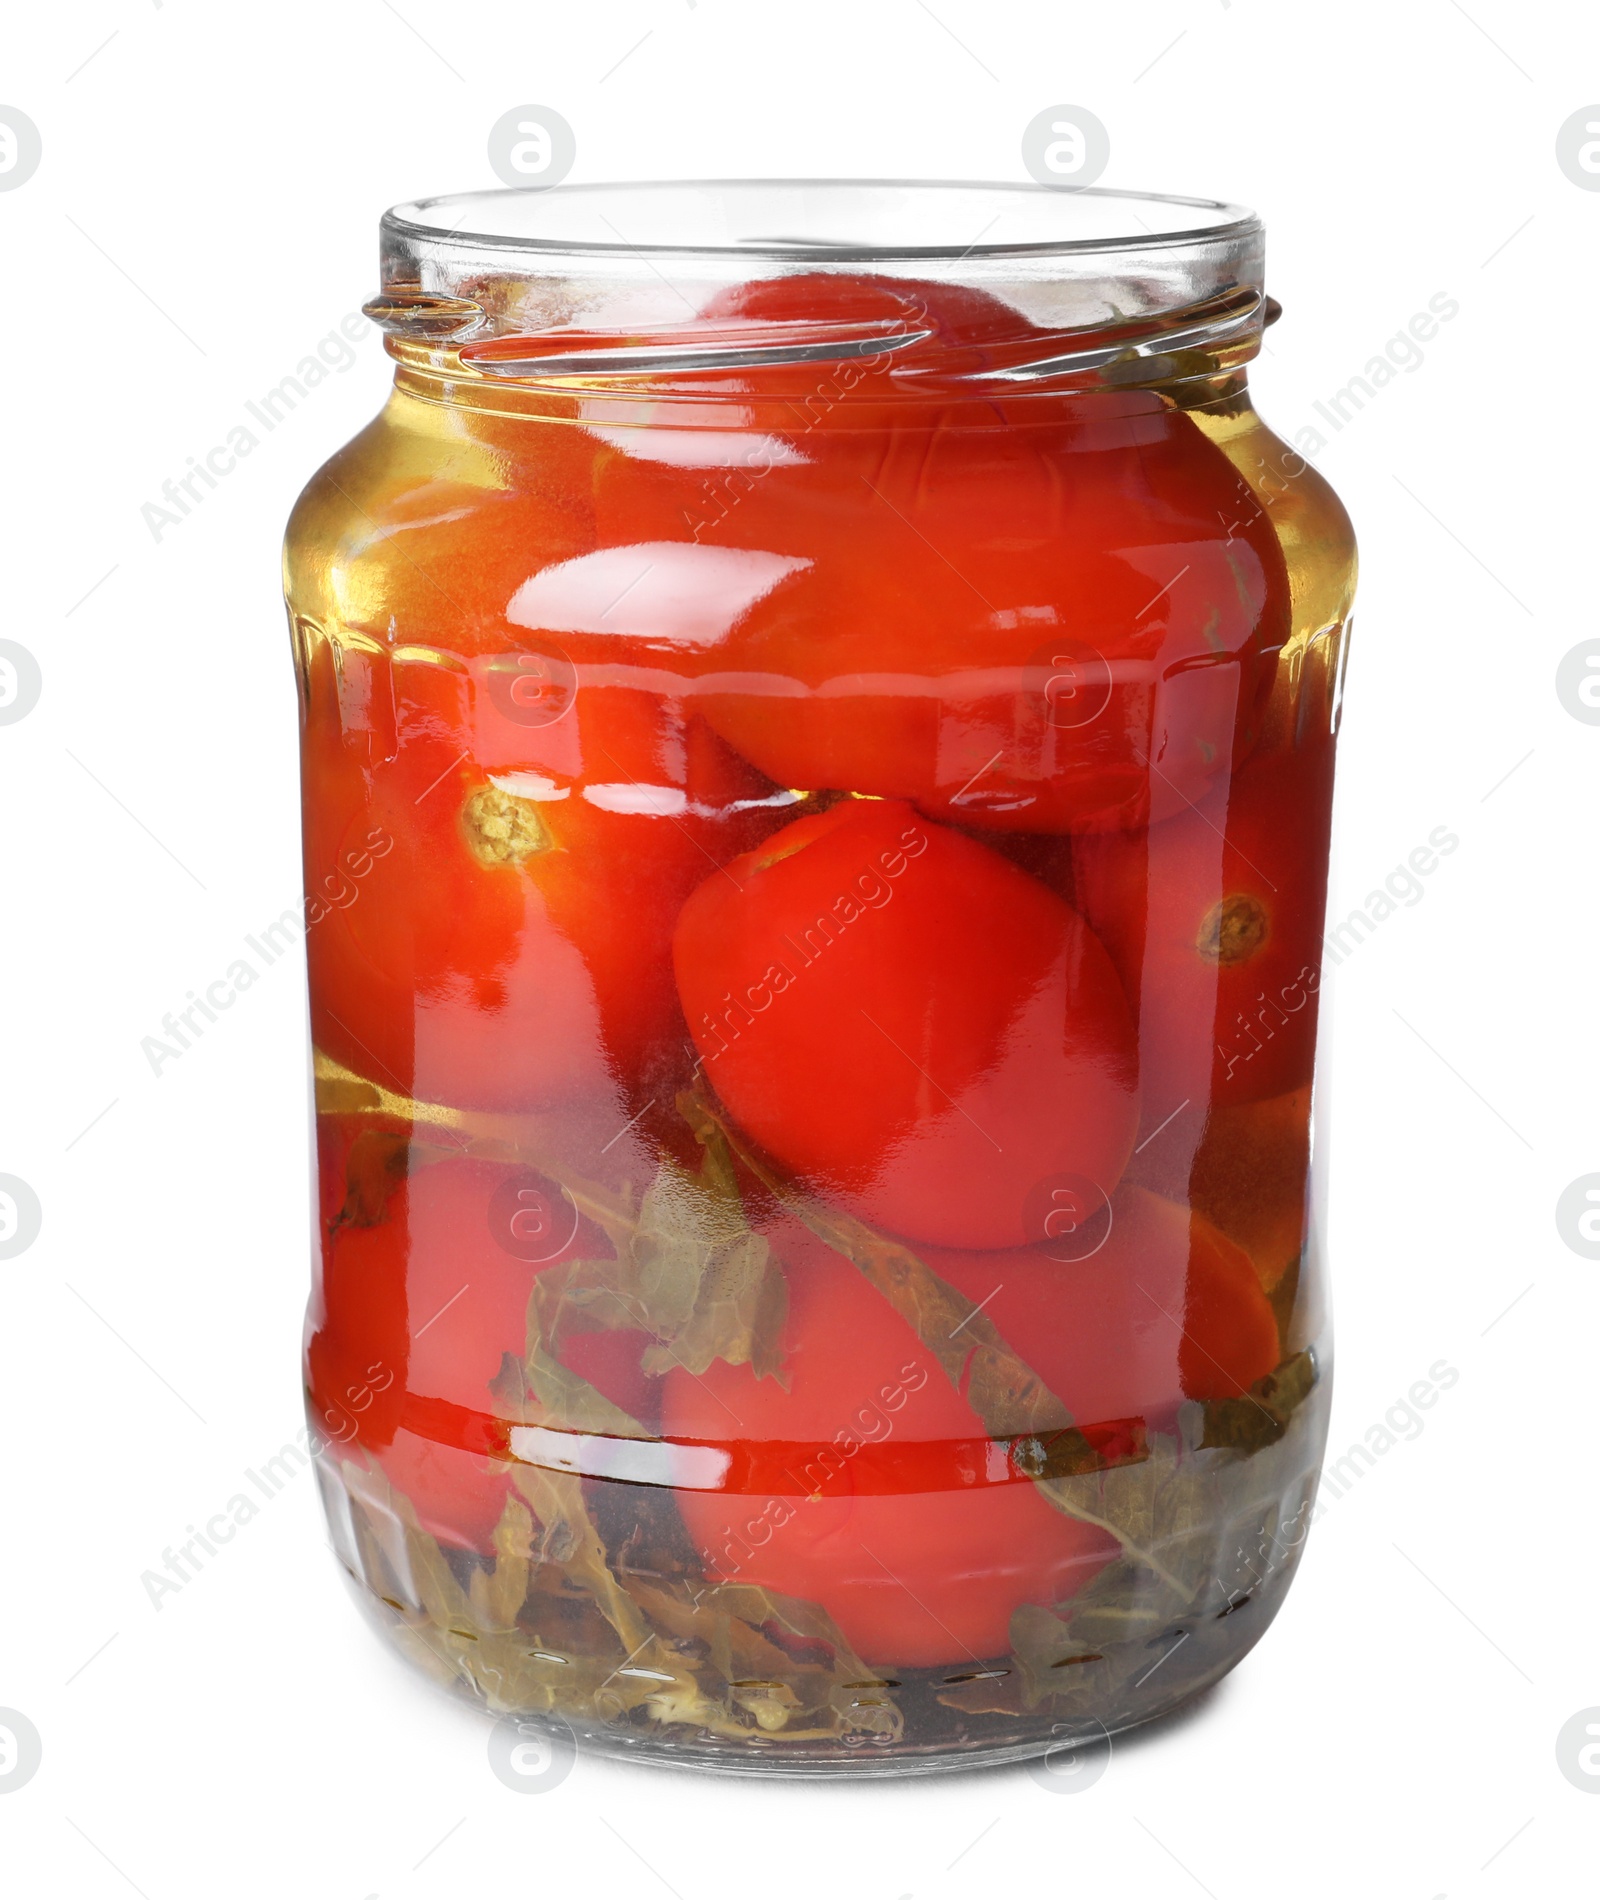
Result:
[374, 286, 1266, 432]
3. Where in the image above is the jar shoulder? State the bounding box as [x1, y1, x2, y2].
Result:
[282, 390, 591, 637]
[1189, 400, 1359, 638]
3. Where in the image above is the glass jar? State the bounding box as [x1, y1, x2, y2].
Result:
[286, 181, 1355, 1774]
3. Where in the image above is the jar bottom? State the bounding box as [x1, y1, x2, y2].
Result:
[341, 1563, 1296, 1777]
[314, 1413, 1323, 1777]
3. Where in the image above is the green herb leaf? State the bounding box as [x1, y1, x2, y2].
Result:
[1012, 1353, 1327, 1714]
[679, 1084, 1137, 1475]
[521, 1123, 789, 1406]
[335, 1453, 903, 1741]
[1197, 1347, 1317, 1453]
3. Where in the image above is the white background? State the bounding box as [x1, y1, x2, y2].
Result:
[2, 3, 1597, 1895]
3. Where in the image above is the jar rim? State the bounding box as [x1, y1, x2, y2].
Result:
[375, 180, 1267, 395]
[383, 178, 1260, 266]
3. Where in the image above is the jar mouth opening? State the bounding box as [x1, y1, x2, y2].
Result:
[383, 179, 1259, 265]
[375, 180, 1267, 400]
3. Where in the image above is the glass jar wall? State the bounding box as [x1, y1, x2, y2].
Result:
[285, 182, 1356, 1773]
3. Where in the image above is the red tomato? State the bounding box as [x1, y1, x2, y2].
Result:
[673, 797, 1138, 1249]
[593, 271, 1290, 833]
[306, 1128, 413, 1458]
[1128, 1085, 1313, 1296]
[926, 1185, 1277, 1417]
[307, 1154, 651, 1552]
[663, 1227, 1117, 1667]
[301, 624, 792, 1112]
[1171, 1198, 1283, 1400]
[694, 269, 1034, 399]
[1071, 738, 1336, 1118]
